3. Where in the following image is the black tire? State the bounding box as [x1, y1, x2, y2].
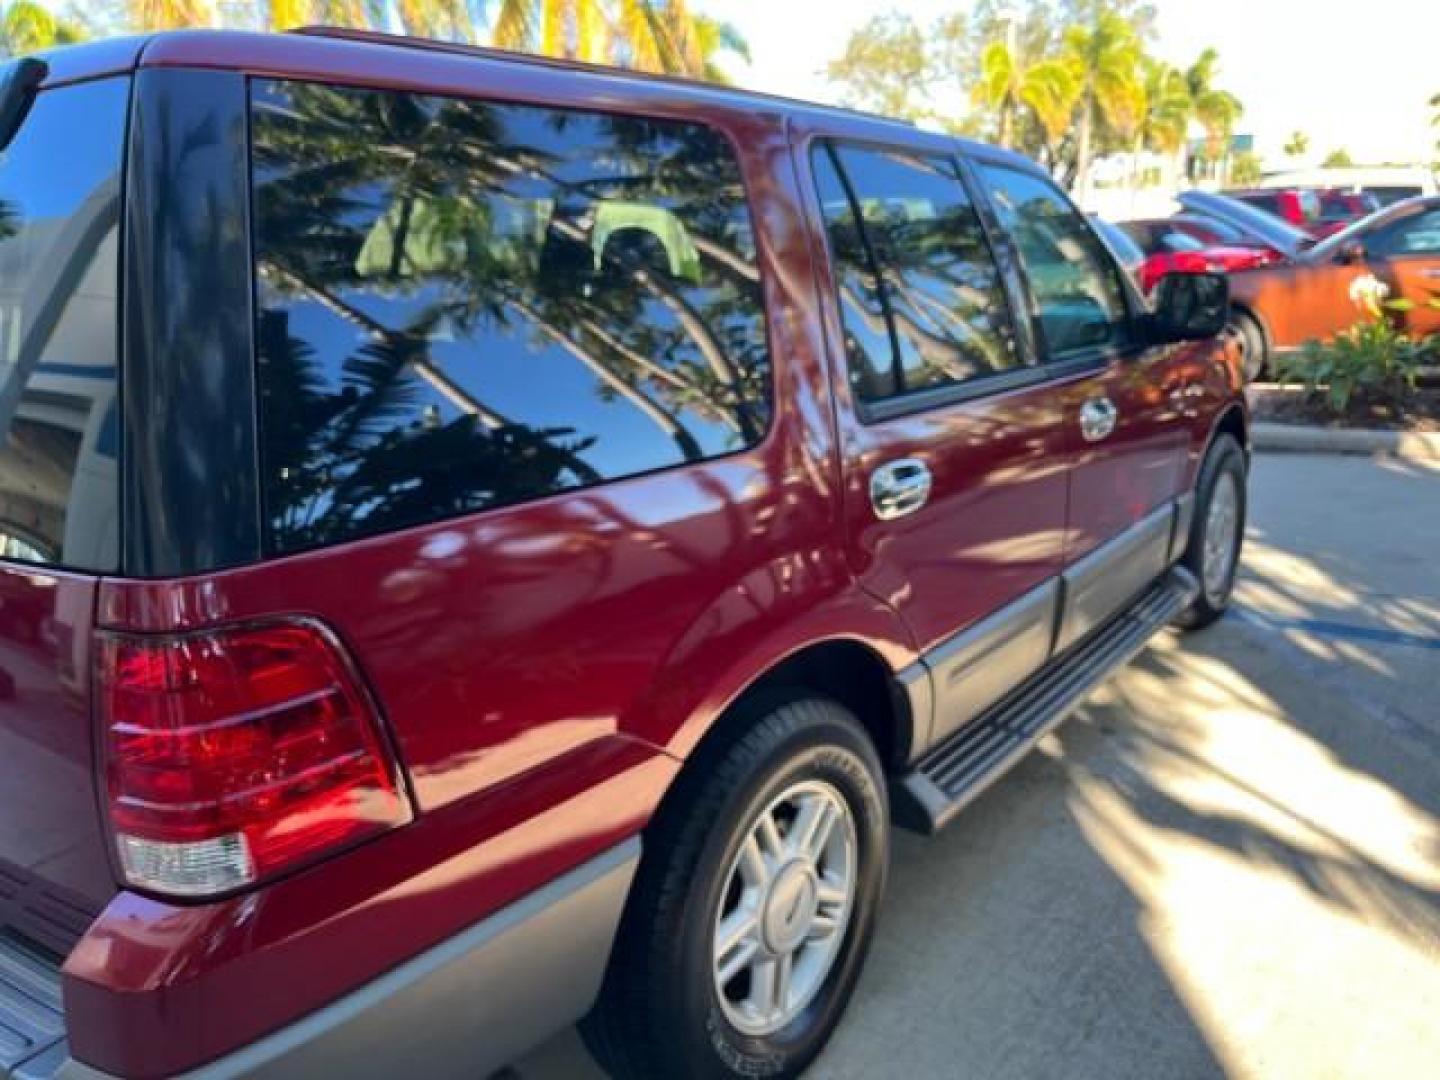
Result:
[581, 694, 889, 1079]
[1227, 308, 1267, 383]
[1175, 434, 1247, 631]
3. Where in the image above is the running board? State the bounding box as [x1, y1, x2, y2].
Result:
[893, 567, 1199, 835]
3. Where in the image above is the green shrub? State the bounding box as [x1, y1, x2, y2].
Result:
[1274, 275, 1437, 413]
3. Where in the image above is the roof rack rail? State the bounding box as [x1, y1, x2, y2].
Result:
[286, 25, 917, 129]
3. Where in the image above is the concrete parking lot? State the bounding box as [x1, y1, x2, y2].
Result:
[518, 453, 1440, 1080]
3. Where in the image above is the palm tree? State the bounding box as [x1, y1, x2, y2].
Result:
[691, 13, 749, 84]
[125, 0, 216, 30]
[394, 0, 475, 41]
[1064, 8, 1143, 199]
[1185, 48, 1243, 181]
[1, 1, 87, 54]
[1135, 58, 1190, 188]
[490, 0, 717, 76]
[972, 37, 1029, 150]
[1017, 56, 1081, 166]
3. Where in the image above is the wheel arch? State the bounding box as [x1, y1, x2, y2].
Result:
[664, 637, 914, 796]
[1212, 401, 1249, 456]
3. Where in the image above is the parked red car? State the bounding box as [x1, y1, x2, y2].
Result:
[1315, 188, 1381, 235]
[1225, 186, 1378, 240]
[0, 29, 1248, 1080]
[1094, 218, 1271, 293]
[1225, 187, 1324, 232]
[1164, 212, 1291, 264]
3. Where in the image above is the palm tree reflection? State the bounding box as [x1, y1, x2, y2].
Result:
[252, 79, 771, 550]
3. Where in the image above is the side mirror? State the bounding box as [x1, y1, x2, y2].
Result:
[1336, 240, 1366, 264]
[1146, 272, 1229, 344]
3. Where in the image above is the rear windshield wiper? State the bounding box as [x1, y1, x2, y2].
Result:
[0, 57, 47, 152]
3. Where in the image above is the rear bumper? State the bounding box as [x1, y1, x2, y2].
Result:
[7, 839, 638, 1080]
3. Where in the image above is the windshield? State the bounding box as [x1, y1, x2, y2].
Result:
[0, 75, 125, 571]
[1179, 191, 1314, 256]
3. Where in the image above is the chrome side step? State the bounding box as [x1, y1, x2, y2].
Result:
[893, 567, 1198, 834]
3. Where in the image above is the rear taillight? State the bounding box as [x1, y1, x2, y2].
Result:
[97, 619, 412, 898]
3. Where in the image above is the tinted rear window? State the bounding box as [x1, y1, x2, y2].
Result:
[250, 80, 770, 553]
[0, 77, 125, 571]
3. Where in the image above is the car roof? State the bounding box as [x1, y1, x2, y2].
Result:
[32, 27, 1045, 175]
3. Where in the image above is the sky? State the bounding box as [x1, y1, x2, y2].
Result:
[698, 0, 1439, 168]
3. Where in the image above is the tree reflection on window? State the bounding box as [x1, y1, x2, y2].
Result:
[251, 80, 772, 553]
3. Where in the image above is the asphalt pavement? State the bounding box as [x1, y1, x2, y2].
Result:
[516, 452, 1440, 1080]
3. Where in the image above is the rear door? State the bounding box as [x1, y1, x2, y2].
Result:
[0, 75, 126, 954]
[807, 141, 1070, 749]
[971, 160, 1189, 650]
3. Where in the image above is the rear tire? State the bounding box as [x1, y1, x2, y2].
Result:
[1175, 434, 1247, 631]
[581, 695, 888, 1079]
[1226, 309, 1267, 383]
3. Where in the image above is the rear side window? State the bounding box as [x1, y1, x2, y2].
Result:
[812, 143, 1020, 407]
[0, 78, 125, 571]
[977, 163, 1131, 359]
[250, 80, 770, 553]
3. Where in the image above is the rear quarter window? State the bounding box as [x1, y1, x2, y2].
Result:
[0, 78, 125, 571]
[250, 80, 771, 554]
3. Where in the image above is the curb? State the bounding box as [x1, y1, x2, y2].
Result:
[1252, 422, 1440, 461]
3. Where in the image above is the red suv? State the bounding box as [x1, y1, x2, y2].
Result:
[0, 29, 1248, 1080]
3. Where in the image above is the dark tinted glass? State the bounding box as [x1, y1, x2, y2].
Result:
[0, 79, 124, 570]
[251, 80, 770, 553]
[814, 145, 1019, 404]
[812, 147, 900, 400]
[979, 164, 1130, 357]
[1368, 207, 1440, 256]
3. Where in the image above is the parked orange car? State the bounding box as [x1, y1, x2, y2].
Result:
[1227, 196, 1440, 378]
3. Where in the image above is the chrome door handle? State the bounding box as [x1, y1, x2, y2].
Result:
[869, 458, 932, 521]
[1079, 396, 1118, 442]
[1420, 268, 1440, 279]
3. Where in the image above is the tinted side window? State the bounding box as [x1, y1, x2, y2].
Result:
[0, 79, 125, 571]
[978, 163, 1130, 358]
[812, 147, 901, 401]
[1368, 208, 1440, 256]
[251, 80, 770, 553]
[813, 144, 1019, 405]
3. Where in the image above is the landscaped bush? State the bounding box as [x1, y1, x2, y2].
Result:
[1274, 274, 1437, 414]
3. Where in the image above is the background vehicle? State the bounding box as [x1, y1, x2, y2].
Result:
[0, 30, 1246, 1080]
[1258, 165, 1440, 208]
[1162, 212, 1288, 264]
[1315, 188, 1381, 234]
[1226, 195, 1440, 378]
[1177, 190, 1318, 261]
[1225, 187, 1324, 233]
[1116, 218, 1275, 287]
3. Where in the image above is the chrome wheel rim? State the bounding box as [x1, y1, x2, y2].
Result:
[1202, 472, 1241, 601]
[712, 779, 857, 1037]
